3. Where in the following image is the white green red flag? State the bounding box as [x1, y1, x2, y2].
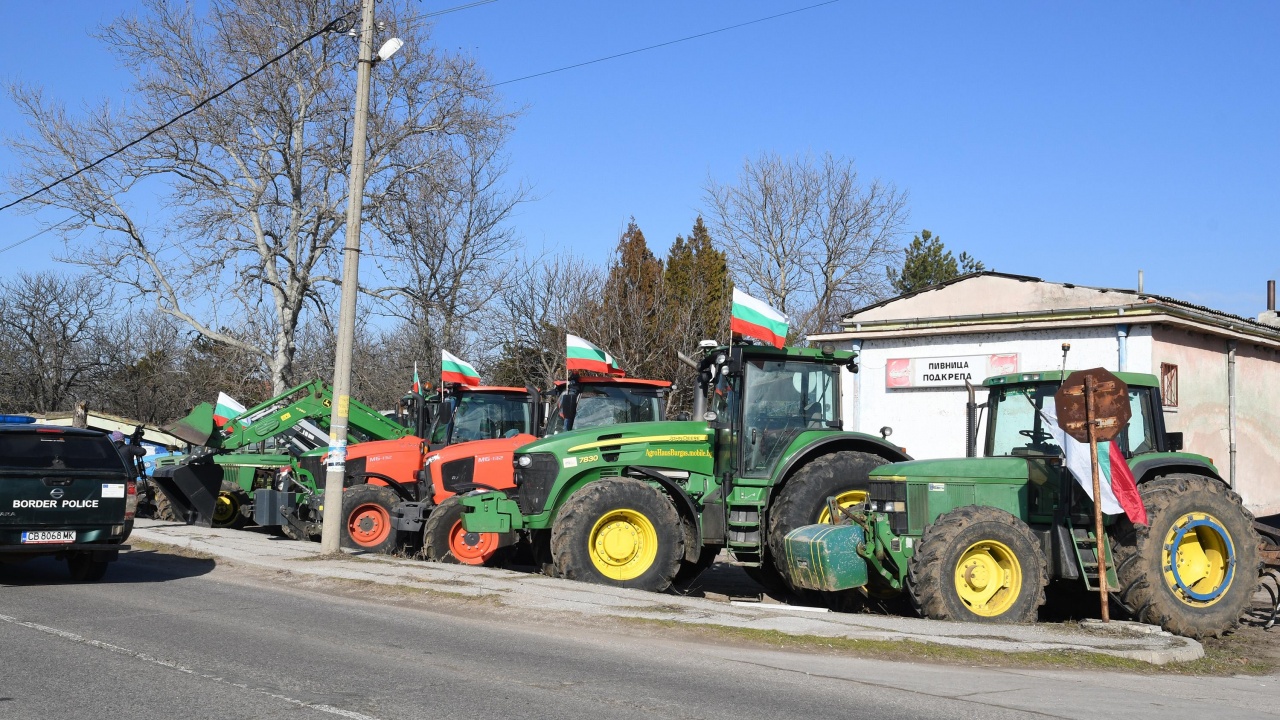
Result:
[731, 288, 788, 348]
[411, 362, 422, 393]
[213, 392, 246, 426]
[441, 350, 481, 386]
[566, 334, 623, 375]
[1041, 407, 1147, 524]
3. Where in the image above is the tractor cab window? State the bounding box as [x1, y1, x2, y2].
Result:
[432, 393, 531, 444]
[1124, 388, 1157, 455]
[986, 383, 1063, 458]
[740, 359, 839, 476]
[547, 386, 664, 434]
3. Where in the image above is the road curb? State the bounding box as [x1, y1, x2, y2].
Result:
[130, 520, 1204, 665]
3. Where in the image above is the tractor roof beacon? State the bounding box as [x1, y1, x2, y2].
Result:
[460, 343, 911, 592]
[782, 369, 1262, 639]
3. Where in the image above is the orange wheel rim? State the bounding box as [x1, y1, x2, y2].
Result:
[447, 518, 497, 565]
[348, 503, 391, 546]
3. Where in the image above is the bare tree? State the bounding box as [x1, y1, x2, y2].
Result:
[366, 127, 529, 363]
[0, 272, 112, 413]
[703, 152, 909, 336]
[5, 0, 513, 394]
[486, 251, 602, 391]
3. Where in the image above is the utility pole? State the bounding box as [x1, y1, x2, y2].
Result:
[321, 0, 376, 554]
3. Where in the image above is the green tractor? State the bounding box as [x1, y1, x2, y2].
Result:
[783, 370, 1261, 639]
[460, 343, 910, 591]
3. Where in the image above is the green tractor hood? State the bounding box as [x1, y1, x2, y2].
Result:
[870, 456, 1031, 482]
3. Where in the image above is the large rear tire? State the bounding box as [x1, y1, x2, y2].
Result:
[907, 506, 1048, 623]
[550, 478, 684, 592]
[766, 451, 887, 586]
[1111, 474, 1260, 639]
[212, 480, 251, 530]
[153, 487, 178, 522]
[423, 496, 509, 566]
[340, 484, 401, 554]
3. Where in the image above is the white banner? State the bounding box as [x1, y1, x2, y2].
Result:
[885, 353, 1019, 389]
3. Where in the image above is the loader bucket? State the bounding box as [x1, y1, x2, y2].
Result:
[165, 402, 218, 447]
[151, 463, 222, 527]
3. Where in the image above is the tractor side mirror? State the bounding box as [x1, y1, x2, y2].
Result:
[1165, 431, 1183, 452]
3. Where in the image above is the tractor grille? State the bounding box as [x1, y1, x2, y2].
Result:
[514, 453, 559, 515]
[440, 457, 475, 495]
[868, 480, 909, 535]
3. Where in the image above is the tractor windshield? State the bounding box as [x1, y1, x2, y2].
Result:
[740, 359, 839, 476]
[432, 393, 531, 445]
[985, 383, 1063, 457]
[547, 385, 664, 434]
[986, 382, 1160, 458]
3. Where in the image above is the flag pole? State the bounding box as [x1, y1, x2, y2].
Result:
[1084, 374, 1110, 622]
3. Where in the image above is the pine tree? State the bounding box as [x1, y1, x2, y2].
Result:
[886, 230, 985, 295]
[661, 217, 730, 413]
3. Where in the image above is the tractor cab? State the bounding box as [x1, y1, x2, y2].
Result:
[546, 375, 671, 434]
[980, 372, 1175, 461]
[387, 391, 435, 439]
[700, 344, 851, 478]
[426, 385, 539, 450]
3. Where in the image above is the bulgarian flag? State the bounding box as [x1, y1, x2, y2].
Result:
[731, 287, 788, 349]
[411, 362, 422, 393]
[1041, 407, 1147, 525]
[442, 350, 481, 386]
[213, 392, 246, 426]
[566, 334, 623, 375]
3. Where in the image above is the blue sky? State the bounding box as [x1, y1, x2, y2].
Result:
[1, 1, 1277, 317]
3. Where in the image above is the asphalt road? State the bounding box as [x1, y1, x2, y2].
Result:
[0, 550, 1274, 720]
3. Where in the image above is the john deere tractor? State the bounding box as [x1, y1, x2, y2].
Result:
[783, 370, 1261, 639]
[460, 343, 910, 591]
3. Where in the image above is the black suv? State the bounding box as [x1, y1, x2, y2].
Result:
[0, 416, 133, 581]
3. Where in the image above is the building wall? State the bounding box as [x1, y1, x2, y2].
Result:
[845, 324, 1146, 460]
[1153, 326, 1280, 516]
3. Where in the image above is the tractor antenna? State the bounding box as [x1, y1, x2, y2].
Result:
[1060, 342, 1071, 377]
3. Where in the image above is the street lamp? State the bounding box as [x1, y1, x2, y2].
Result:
[320, 0, 402, 554]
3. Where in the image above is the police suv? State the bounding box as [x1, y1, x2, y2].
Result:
[0, 415, 133, 581]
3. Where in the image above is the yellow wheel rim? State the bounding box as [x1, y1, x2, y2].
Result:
[1161, 512, 1234, 607]
[953, 540, 1022, 617]
[213, 492, 238, 525]
[588, 508, 659, 581]
[817, 489, 868, 524]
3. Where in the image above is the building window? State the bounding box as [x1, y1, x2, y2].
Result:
[1160, 363, 1178, 407]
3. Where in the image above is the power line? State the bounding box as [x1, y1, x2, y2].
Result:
[487, 0, 841, 89]
[0, 11, 358, 216]
[0, 215, 78, 255]
[408, 0, 499, 22]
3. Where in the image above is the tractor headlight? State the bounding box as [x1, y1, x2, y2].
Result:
[516, 454, 533, 468]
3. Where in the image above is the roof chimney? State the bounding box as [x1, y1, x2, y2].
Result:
[1259, 280, 1280, 328]
[1138, 269, 1144, 294]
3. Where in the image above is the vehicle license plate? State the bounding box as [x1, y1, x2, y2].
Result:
[20, 530, 76, 544]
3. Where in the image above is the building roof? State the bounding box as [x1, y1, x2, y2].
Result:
[812, 271, 1280, 346]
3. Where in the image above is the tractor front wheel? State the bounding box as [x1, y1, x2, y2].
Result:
[423, 496, 510, 566]
[340, 484, 401, 554]
[908, 505, 1048, 623]
[1111, 474, 1260, 639]
[766, 451, 887, 587]
[550, 478, 684, 591]
[212, 480, 251, 530]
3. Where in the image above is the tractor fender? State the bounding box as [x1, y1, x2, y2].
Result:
[1129, 455, 1223, 486]
[774, 434, 911, 487]
[627, 465, 702, 553]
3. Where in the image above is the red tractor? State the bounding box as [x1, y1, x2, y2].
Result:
[265, 376, 670, 564]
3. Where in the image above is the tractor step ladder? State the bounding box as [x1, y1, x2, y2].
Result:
[1068, 522, 1119, 591]
[725, 503, 765, 566]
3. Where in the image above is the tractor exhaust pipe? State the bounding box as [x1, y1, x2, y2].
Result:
[964, 380, 977, 458]
[678, 350, 708, 420]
